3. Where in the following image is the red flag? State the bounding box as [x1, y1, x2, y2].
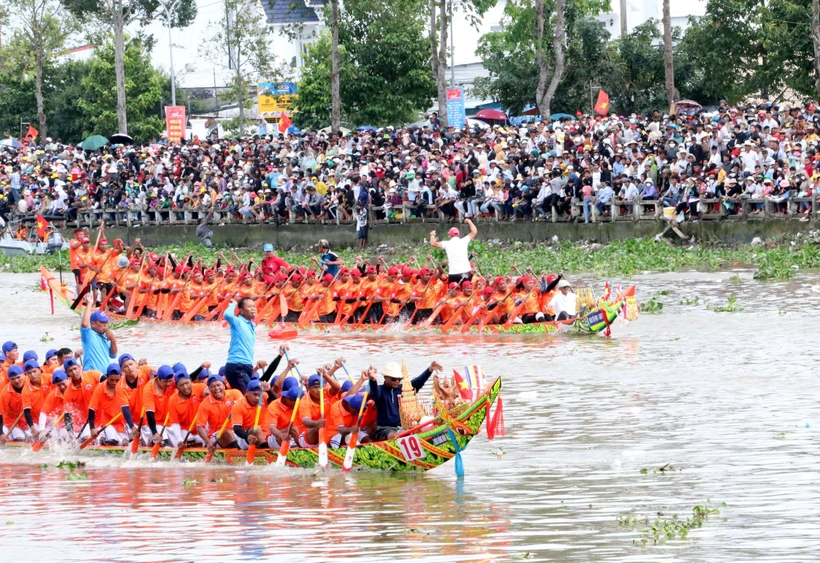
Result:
[35, 214, 49, 239]
[452, 369, 473, 401]
[278, 113, 292, 133]
[594, 90, 610, 116]
[24, 125, 38, 142]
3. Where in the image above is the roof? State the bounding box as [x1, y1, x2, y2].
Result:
[263, 0, 321, 24]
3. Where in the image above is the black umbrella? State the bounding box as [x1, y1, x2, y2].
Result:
[109, 133, 134, 145]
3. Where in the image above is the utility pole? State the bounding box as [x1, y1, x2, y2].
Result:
[619, 0, 627, 38]
[159, 0, 182, 106]
[449, 0, 455, 87]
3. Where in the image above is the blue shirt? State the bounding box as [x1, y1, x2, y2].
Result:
[321, 251, 340, 277]
[224, 305, 256, 366]
[80, 325, 115, 373]
[369, 368, 433, 427]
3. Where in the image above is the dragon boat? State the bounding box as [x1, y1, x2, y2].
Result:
[41, 266, 638, 336]
[6, 377, 502, 472]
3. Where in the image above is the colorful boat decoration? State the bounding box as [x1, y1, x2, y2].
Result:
[41, 266, 637, 336]
[5, 377, 502, 472]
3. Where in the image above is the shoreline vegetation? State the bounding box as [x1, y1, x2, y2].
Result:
[2, 236, 819, 281]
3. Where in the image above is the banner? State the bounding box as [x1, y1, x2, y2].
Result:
[165, 106, 186, 143]
[445, 87, 466, 129]
[258, 82, 298, 117]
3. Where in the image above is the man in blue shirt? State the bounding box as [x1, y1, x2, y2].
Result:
[368, 360, 442, 441]
[223, 296, 257, 393]
[317, 239, 343, 277]
[80, 293, 117, 373]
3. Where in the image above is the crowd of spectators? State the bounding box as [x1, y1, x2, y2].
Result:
[3, 98, 820, 232]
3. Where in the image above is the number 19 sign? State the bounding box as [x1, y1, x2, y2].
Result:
[397, 435, 426, 462]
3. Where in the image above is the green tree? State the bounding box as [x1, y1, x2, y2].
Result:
[62, 0, 196, 134]
[296, 0, 436, 129]
[78, 38, 165, 141]
[680, 0, 814, 102]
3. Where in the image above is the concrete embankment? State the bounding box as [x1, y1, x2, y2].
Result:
[98, 219, 815, 250]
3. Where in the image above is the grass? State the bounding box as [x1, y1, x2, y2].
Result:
[618, 500, 726, 546]
[5, 235, 820, 280]
[711, 296, 743, 313]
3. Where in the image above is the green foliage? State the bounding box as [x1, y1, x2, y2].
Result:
[711, 296, 743, 313]
[680, 0, 814, 102]
[639, 295, 664, 314]
[296, 0, 435, 128]
[78, 38, 165, 141]
[618, 501, 725, 546]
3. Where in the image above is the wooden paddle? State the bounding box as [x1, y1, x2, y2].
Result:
[153, 256, 171, 321]
[99, 258, 132, 312]
[1, 409, 26, 445]
[70, 223, 104, 309]
[299, 272, 338, 328]
[32, 410, 66, 452]
[203, 292, 233, 322]
[440, 291, 476, 332]
[502, 286, 537, 329]
[245, 393, 264, 465]
[150, 412, 170, 459]
[318, 373, 328, 468]
[124, 253, 148, 319]
[276, 352, 303, 467]
[79, 411, 123, 450]
[205, 413, 231, 463]
[341, 392, 369, 472]
[460, 301, 488, 333]
[422, 285, 458, 328]
[130, 408, 145, 455]
[174, 417, 199, 459]
[355, 298, 374, 328]
[405, 278, 435, 327]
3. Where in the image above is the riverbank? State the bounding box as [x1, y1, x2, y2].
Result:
[4, 235, 819, 281]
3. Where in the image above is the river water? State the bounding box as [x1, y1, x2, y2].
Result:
[1, 270, 819, 562]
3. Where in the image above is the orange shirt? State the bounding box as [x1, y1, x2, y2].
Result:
[118, 366, 152, 416]
[0, 382, 32, 429]
[230, 395, 267, 433]
[88, 382, 130, 432]
[413, 280, 443, 310]
[69, 240, 83, 270]
[41, 387, 66, 428]
[93, 249, 121, 284]
[359, 278, 380, 299]
[266, 398, 295, 431]
[492, 290, 515, 319]
[283, 283, 306, 312]
[63, 371, 101, 425]
[76, 247, 94, 279]
[167, 383, 208, 430]
[297, 393, 324, 436]
[518, 289, 541, 315]
[140, 381, 175, 422]
[314, 285, 337, 318]
[196, 389, 242, 433]
[26, 381, 51, 425]
[327, 400, 377, 436]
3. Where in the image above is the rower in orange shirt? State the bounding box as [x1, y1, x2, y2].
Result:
[122, 258, 144, 314]
[203, 268, 221, 312]
[310, 274, 338, 323]
[89, 237, 121, 304]
[136, 262, 160, 318]
[75, 237, 94, 288]
[87, 363, 137, 446]
[296, 374, 329, 447]
[0, 366, 36, 443]
[230, 379, 268, 450]
[39, 369, 71, 439]
[41, 349, 60, 375]
[62, 358, 102, 432]
[68, 228, 87, 286]
[385, 267, 416, 322]
[167, 369, 208, 447]
[0, 341, 20, 383]
[117, 354, 152, 418]
[327, 393, 377, 448]
[357, 265, 381, 324]
[282, 274, 307, 322]
[408, 268, 442, 324]
[487, 277, 516, 324]
[22, 360, 50, 431]
[196, 375, 242, 453]
[371, 267, 399, 323]
[331, 267, 355, 321]
[266, 385, 301, 449]
[140, 365, 175, 446]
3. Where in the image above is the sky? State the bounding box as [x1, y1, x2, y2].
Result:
[134, 0, 708, 90]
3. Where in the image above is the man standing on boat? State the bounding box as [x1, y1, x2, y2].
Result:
[80, 293, 117, 373]
[429, 218, 477, 284]
[223, 296, 257, 394]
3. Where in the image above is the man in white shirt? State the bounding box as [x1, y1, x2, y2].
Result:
[430, 218, 477, 283]
[549, 279, 577, 320]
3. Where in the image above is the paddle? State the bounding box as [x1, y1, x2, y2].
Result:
[245, 393, 264, 465]
[99, 257, 133, 312]
[125, 253, 148, 319]
[276, 352, 302, 467]
[1, 409, 26, 445]
[70, 223, 104, 309]
[355, 298, 374, 328]
[342, 392, 369, 472]
[132, 272, 158, 320]
[150, 412, 170, 460]
[254, 272, 291, 324]
[203, 292, 233, 322]
[406, 277, 435, 327]
[154, 255, 171, 320]
[440, 292, 476, 332]
[130, 408, 145, 455]
[460, 301, 487, 333]
[174, 417, 199, 459]
[299, 272, 338, 328]
[340, 364, 355, 383]
[502, 285, 537, 329]
[423, 285, 459, 328]
[32, 411, 67, 452]
[318, 373, 328, 468]
[162, 277, 190, 321]
[446, 427, 465, 477]
[205, 413, 231, 463]
[79, 411, 123, 450]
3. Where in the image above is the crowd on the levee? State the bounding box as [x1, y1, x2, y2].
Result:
[66, 219, 581, 328]
[0, 332, 443, 453]
[3, 99, 820, 228]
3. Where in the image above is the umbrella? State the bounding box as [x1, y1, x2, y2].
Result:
[109, 133, 133, 145]
[675, 100, 702, 110]
[319, 126, 351, 135]
[474, 108, 508, 122]
[357, 125, 377, 132]
[466, 118, 490, 130]
[79, 135, 109, 150]
[0, 138, 22, 148]
[549, 113, 576, 121]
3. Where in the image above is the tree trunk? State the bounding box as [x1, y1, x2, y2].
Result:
[662, 0, 678, 112]
[330, 0, 341, 132]
[812, 0, 820, 100]
[236, 69, 245, 135]
[535, 0, 565, 119]
[113, 0, 128, 134]
[429, 0, 448, 127]
[34, 43, 46, 139]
